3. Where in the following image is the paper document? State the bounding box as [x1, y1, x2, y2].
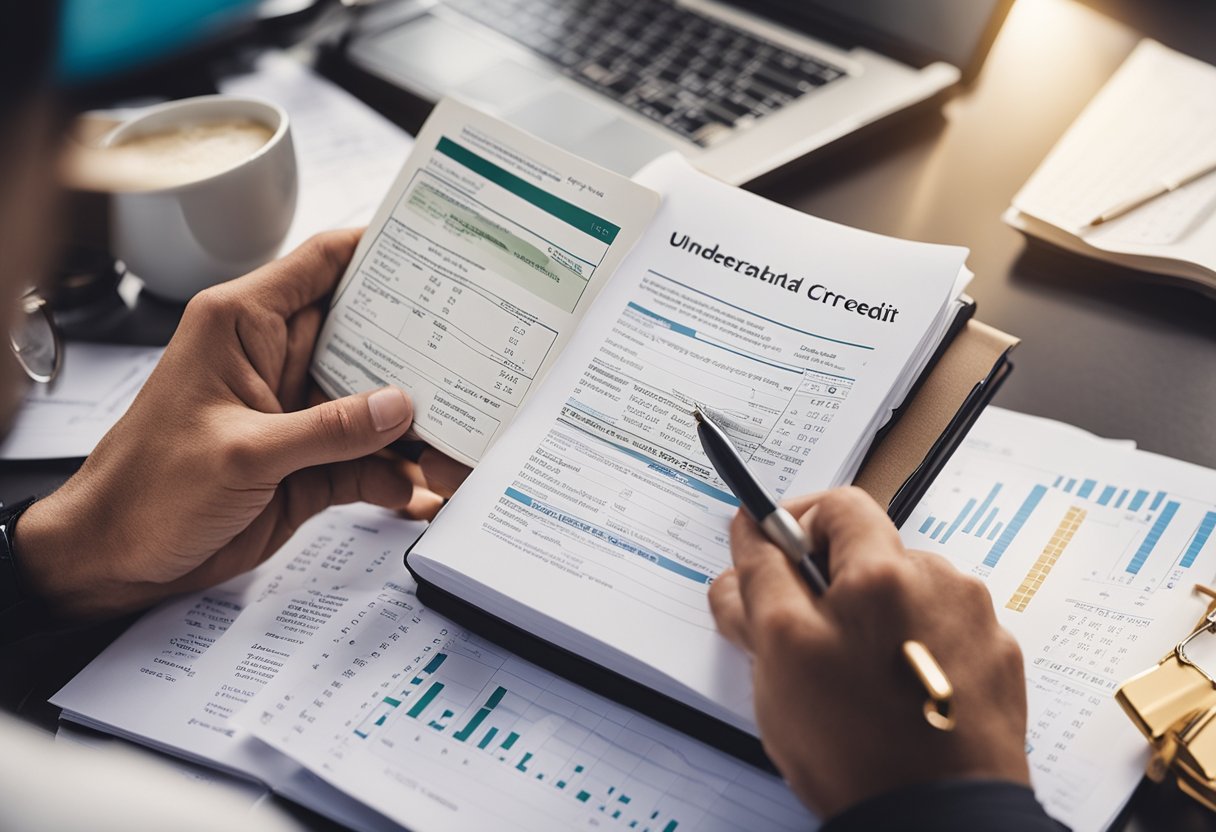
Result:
[1007, 39, 1216, 288]
[53, 503, 428, 832]
[56, 502, 814, 832]
[235, 563, 813, 832]
[310, 99, 660, 466]
[411, 154, 969, 731]
[904, 406, 1216, 832]
[220, 52, 414, 253]
[0, 343, 162, 460]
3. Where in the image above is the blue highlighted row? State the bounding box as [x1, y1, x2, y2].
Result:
[625, 301, 801, 375]
[504, 488, 713, 584]
[564, 402, 739, 507]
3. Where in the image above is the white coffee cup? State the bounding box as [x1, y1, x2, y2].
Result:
[101, 95, 297, 302]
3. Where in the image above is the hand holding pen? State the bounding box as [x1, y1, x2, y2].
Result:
[694, 405, 951, 727]
[695, 409, 1032, 819]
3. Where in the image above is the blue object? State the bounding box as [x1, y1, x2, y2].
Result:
[58, 0, 258, 83]
[1126, 501, 1180, 575]
[983, 484, 1047, 568]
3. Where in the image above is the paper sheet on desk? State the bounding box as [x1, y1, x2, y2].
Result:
[52, 502, 812, 832]
[220, 52, 414, 253]
[1011, 40, 1216, 267]
[52, 503, 427, 832]
[904, 407, 1216, 832]
[0, 343, 163, 460]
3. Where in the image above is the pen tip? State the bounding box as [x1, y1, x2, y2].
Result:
[691, 407, 704, 424]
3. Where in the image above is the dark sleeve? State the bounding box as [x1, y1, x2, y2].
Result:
[821, 779, 1069, 832]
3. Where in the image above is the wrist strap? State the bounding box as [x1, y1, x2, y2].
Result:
[0, 497, 40, 638]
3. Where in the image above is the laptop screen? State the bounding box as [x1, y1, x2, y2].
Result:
[739, 0, 1012, 80]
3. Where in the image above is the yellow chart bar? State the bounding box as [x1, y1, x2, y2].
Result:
[1006, 506, 1087, 612]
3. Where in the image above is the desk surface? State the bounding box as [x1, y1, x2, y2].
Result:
[3, 0, 1216, 829]
[756, 0, 1216, 475]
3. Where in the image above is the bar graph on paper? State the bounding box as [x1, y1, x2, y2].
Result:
[244, 577, 810, 832]
[353, 645, 684, 831]
[896, 411, 1216, 832]
[342, 636, 797, 832]
[910, 467, 1216, 595]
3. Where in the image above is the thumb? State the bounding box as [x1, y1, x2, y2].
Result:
[256, 387, 414, 477]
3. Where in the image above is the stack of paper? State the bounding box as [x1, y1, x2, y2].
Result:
[1005, 39, 1216, 296]
[52, 407, 1216, 831]
[52, 502, 815, 832]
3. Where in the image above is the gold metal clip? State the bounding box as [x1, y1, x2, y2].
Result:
[1116, 585, 1216, 812]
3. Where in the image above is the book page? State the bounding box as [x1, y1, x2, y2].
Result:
[234, 569, 814, 832]
[311, 99, 660, 466]
[412, 155, 967, 730]
[904, 407, 1216, 832]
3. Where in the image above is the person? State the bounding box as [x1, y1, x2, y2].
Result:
[0, 2, 1064, 829]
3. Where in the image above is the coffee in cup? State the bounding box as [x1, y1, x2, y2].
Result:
[103, 119, 276, 192]
[100, 95, 297, 302]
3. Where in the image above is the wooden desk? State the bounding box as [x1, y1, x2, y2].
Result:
[3, 0, 1215, 828]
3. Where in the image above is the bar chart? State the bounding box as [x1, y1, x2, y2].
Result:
[911, 466, 1216, 592]
[362, 642, 698, 831]
[1044, 477, 1216, 586]
[238, 554, 813, 832]
[354, 652, 449, 738]
[243, 569, 811, 832]
[913, 477, 1054, 573]
[897, 408, 1216, 832]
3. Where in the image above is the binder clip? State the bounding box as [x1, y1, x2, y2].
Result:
[1116, 585, 1216, 811]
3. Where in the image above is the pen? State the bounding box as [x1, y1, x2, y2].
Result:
[692, 404, 957, 731]
[1086, 156, 1216, 227]
[692, 405, 829, 594]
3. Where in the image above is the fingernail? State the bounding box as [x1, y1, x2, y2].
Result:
[368, 387, 411, 432]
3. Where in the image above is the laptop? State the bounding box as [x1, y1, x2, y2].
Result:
[343, 0, 1013, 185]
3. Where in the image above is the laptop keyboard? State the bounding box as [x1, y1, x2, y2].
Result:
[442, 0, 847, 147]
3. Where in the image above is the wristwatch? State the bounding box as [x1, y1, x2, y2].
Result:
[0, 497, 37, 616]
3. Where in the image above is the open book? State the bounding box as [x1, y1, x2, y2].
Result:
[313, 99, 990, 736]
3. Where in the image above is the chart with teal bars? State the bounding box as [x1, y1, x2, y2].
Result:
[900, 408, 1216, 832]
[240, 574, 811, 832]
